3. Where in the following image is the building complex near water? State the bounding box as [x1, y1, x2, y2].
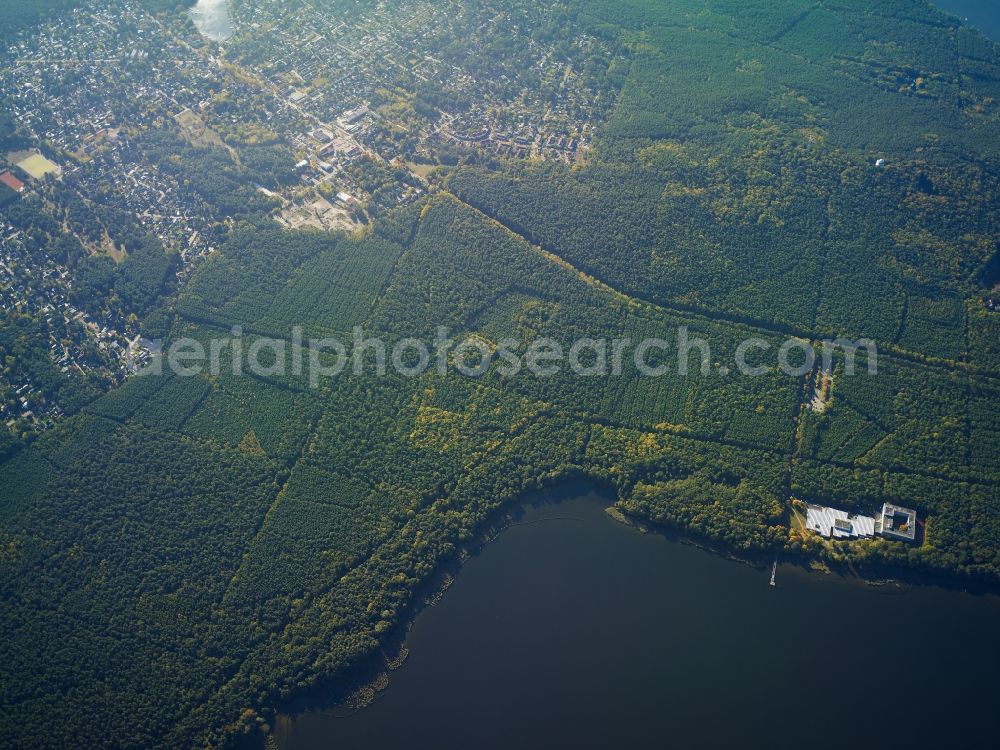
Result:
[805, 503, 917, 542]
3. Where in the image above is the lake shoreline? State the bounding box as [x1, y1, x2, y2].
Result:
[932, 0, 1000, 41]
[237, 476, 999, 749]
[241, 479, 618, 740]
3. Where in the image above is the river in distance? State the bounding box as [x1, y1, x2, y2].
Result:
[188, 0, 233, 42]
[934, 0, 1000, 40]
[265, 485, 1000, 750]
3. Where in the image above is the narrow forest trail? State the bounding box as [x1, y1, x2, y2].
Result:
[442, 190, 1000, 384]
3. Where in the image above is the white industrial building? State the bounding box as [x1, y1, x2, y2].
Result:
[805, 502, 918, 542]
[875, 503, 917, 541]
[805, 505, 876, 539]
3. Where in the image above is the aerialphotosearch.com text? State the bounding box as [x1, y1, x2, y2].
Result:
[135, 325, 878, 387]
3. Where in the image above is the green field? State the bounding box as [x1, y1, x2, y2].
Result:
[15, 152, 59, 178]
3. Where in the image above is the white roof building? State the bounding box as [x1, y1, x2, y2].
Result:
[805, 504, 876, 539]
[875, 503, 917, 541]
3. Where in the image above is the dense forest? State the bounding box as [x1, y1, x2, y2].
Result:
[0, 0, 76, 41]
[1, 1, 999, 748]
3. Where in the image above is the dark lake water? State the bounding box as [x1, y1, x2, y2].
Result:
[934, 0, 1000, 40]
[271, 488, 1000, 750]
